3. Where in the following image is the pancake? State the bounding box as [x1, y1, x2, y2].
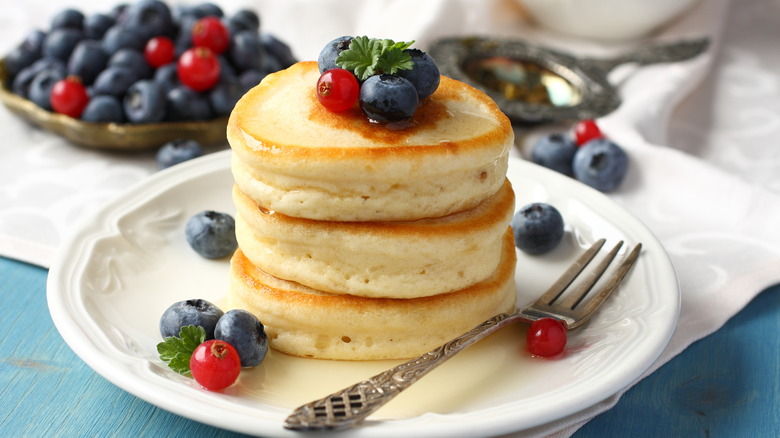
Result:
[228, 61, 514, 222]
[227, 229, 518, 360]
[233, 179, 515, 298]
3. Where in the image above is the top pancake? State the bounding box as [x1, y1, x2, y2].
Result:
[228, 61, 514, 221]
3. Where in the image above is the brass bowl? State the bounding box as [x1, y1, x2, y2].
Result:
[0, 58, 228, 151]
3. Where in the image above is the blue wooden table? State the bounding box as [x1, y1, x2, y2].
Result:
[1, 255, 777, 437]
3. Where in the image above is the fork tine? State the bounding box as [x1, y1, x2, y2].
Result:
[535, 238, 606, 306]
[559, 240, 624, 310]
[569, 243, 643, 327]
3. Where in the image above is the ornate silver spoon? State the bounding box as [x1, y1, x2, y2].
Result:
[428, 36, 709, 124]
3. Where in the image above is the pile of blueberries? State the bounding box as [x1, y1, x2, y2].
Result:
[317, 36, 441, 123]
[3, 0, 296, 123]
[530, 119, 628, 193]
[160, 298, 268, 369]
[510, 120, 628, 256]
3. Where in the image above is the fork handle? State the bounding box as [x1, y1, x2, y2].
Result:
[284, 312, 532, 431]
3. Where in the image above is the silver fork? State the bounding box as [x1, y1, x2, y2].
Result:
[284, 238, 642, 431]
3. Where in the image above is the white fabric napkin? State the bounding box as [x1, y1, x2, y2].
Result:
[2, 0, 779, 436]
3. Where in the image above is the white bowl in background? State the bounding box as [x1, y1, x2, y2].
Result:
[518, 0, 698, 40]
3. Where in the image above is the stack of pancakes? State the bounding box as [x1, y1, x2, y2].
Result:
[227, 61, 517, 360]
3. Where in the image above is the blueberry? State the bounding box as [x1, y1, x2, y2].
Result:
[81, 95, 125, 123]
[531, 133, 578, 176]
[397, 49, 440, 100]
[109, 4, 129, 21]
[12, 58, 65, 97]
[259, 52, 283, 75]
[261, 34, 296, 69]
[159, 299, 224, 340]
[11, 68, 36, 96]
[165, 86, 213, 121]
[192, 2, 224, 18]
[83, 13, 116, 40]
[28, 69, 66, 110]
[511, 202, 565, 255]
[51, 8, 84, 30]
[238, 69, 265, 92]
[93, 66, 139, 98]
[228, 9, 260, 34]
[108, 49, 152, 80]
[217, 55, 237, 79]
[93, 66, 138, 99]
[229, 30, 264, 72]
[209, 77, 243, 117]
[214, 309, 268, 367]
[185, 211, 238, 259]
[123, 80, 166, 123]
[154, 63, 180, 93]
[173, 15, 196, 56]
[122, 0, 175, 40]
[67, 40, 108, 85]
[4, 47, 39, 79]
[101, 25, 145, 53]
[171, 4, 195, 22]
[318, 36, 352, 73]
[572, 138, 628, 192]
[42, 28, 82, 62]
[21, 30, 47, 58]
[156, 138, 204, 169]
[359, 74, 419, 123]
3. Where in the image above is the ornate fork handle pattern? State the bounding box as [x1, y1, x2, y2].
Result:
[284, 312, 533, 431]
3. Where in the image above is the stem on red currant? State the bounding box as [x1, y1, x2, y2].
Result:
[318, 82, 331, 97]
[210, 341, 230, 359]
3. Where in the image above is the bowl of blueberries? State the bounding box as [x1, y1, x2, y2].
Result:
[0, 0, 296, 150]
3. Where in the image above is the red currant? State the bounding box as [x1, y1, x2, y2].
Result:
[573, 119, 604, 146]
[189, 340, 241, 390]
[144, 36, 175, 68]
[316, 68, 359, 112]
[177, 47, 221, 92]
[526, 317, 568, 357]
[50, 75, 89, 118]
[192, 17, 230, 55]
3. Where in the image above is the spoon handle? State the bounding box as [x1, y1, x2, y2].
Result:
[583, 38, 710, 72]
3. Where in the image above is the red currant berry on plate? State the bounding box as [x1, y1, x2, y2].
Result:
[190, 339, 241, 390]
[192, 17, 230, 55]
[573, 119, 604, 146]
[177, 47, 221, 92]
[526, 317, 568, 357]
[50, 75, 89, 118]
[144, 36, 175, 68]
[317, 68, 359, 112]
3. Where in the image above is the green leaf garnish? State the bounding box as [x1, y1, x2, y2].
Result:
[336, 36, 415, 81]
[157, 325, 206, 376]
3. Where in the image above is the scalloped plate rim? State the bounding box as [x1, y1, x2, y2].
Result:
[46, 150, 679, 437]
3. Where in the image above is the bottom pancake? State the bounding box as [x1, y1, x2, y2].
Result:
[227, 229, 517, 360]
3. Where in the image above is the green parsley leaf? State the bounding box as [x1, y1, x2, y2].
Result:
[377, 48, 414, 75]
[157, 325, 206, 376]
[336, 36, 378, 79]
[336, 36, 415, 81]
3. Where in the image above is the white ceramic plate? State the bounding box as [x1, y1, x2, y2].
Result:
[47, 150, 679, 438]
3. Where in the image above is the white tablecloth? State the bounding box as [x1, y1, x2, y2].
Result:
[2, 0, 779, 436]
